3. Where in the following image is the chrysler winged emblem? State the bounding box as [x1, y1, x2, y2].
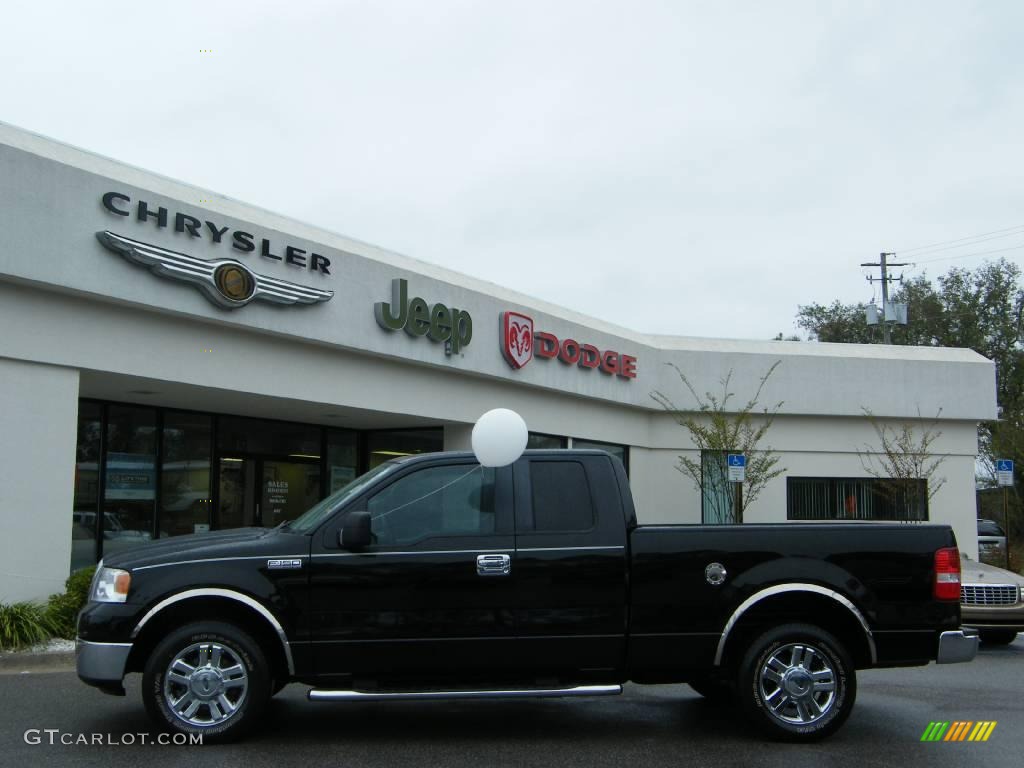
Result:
[501, 311, 534, 369]
[96, 231, 334, 309]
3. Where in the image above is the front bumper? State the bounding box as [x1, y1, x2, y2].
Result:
[961, 605, 1024, 632]
[936, 630, 979, 664]
[76, 639, 132, 694]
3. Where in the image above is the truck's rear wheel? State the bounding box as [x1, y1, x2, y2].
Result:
[737, 623, 856, 741]
[143, 621, 271, 743]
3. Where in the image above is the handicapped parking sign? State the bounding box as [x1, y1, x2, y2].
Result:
[997, 459, 1014, 487]
[727, 453, 746, 483]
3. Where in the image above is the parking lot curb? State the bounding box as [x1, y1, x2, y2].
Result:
[0, 650, 76, 674]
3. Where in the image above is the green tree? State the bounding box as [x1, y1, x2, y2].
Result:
[857, 408, 948, 520]
[797, 258, 1024, 468]
[651, 362, 786, 523]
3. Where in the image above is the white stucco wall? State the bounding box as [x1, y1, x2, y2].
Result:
[0, 358, 79, 601]
[629, 414, 981, 556]
[0, 121, 998, 597]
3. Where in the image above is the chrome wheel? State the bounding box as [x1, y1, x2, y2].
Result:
[163, 641, 249, 727]
[758, 642, 836, 725]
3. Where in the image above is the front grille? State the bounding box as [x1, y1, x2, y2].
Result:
[961, 584, 1020, 606]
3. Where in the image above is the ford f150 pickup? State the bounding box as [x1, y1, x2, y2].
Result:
[77, 450, 977, 743]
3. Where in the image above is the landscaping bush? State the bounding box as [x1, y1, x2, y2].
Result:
[45, 566, 96, 639]
[0, 602, 57, 650]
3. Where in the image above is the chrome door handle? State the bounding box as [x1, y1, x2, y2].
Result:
[476, 554, 511, 576]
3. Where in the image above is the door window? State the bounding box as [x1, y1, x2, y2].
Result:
[367, 464, 496, 547]
[528, 461, 595, 532]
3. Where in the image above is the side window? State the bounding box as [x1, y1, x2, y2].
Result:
[366, 464, 496, 547]
[529, 461, 594, 532]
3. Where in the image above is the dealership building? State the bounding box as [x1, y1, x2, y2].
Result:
[0, 122, 998, 602]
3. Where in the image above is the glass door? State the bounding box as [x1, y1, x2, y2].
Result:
[218, 456, 320, 530]
[260, 460, 320, 528]
[218, 457, 257, 529]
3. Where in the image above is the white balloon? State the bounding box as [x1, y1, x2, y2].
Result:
[471, 408, 528, 467]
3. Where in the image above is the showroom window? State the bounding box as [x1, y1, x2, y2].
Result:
[787, 477, 929, 521]
[526, 432, 568, 450]
[571, 438, 628, 472]
[160, 411, 213, 538]
[71, 402, 103, 572]
[366, 429, 443, 469]
[327, 429, 359, 493]
[218, 415, 320, 457]
[103, 405, 158, 558]
[70, 399, 447, 567]
[523, 434, 629, 475]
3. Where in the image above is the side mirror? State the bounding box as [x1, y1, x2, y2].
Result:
[340, 510, 372, 550]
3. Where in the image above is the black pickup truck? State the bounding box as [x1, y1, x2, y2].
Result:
[77, 449, 977, 743]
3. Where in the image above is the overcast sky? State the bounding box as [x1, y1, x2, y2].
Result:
[4, 1, 1023, 339]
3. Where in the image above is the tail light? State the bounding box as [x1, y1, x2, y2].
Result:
[934, 547, 961, 601]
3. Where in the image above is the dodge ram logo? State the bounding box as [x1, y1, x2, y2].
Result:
[498, 310, 638, 380]
[501, 312, 534, 369]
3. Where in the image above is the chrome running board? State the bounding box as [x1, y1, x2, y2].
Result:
[307, 684, 622, 702]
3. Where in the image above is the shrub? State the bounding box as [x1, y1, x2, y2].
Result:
[0, 602, 57, 650]
[45, 566, 96, 639]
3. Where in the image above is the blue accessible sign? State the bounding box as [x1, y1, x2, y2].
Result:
[727, 453, 746, 483]
[997, 459, 1014, 487]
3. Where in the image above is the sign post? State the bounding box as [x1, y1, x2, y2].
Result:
[997, 459, 1014, 571]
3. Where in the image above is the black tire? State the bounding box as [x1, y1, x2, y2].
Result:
[143, 621, 271, 744]
[978, 629, 1018, 646]
[688, 673, 736, 704]
[736, 623, 856, 742]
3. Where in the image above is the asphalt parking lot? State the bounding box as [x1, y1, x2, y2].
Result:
[1, 638, 1021, 768]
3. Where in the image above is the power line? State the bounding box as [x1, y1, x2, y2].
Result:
[896, 223, 1024, 256]
[898, 228, 1024, 260]
[909, 242, 1024, 267]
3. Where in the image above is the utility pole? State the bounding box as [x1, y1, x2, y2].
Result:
[861, 252, 909, 344]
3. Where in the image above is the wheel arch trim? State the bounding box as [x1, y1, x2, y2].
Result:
[713, 582, 877, 666]
[130, 588, 294, 675]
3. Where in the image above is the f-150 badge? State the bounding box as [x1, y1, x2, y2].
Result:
[96, 230, 334, 310]
[267, 559, 303, 570]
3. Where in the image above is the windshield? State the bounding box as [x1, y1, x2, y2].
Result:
[287, 462, 398, 534]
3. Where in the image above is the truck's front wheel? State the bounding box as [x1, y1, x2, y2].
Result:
[142, 621, 271, 743]
[737, 623, 856, 741]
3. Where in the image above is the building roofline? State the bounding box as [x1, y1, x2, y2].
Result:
[0, 120, 993, 366]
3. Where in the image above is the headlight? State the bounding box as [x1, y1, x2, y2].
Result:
[91, 566, 131, 603]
